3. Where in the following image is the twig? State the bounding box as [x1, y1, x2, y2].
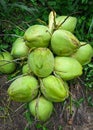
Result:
[5, 73, 27, 84]
[1, 20, 25, 32]
[0, 57, 27, 67]
[0, 34, 21, 37]
[14, 103, 26, 113]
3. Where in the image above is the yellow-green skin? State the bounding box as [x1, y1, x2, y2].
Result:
[28, 48, 54, 77]
[40, 75, 69, 102]
[56, 16, 77, 33]
[22, 64, 31, 74]
[54, 57, 83, 81]
[24, 25, 51, 48]
[7, 76, 39, 102]
[72, 42, 93, 65]
[0, 52, 16, 74]
[51, 30, 80, 56]
[29, 96, 53, 122]
[11, 37, 29, 58]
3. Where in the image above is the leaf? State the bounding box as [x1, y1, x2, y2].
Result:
[88, 18, 93, 33]
[24, 110, 33, 124]
[11, 2, 38, 16]
[0, 0, 7, 12]
[87, 96, 93, 106]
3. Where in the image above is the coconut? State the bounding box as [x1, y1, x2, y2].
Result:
[24, 25, 51, 48]
[40, 75, 69, 102]
[22, 63, 31, 74]
[7, 76, 39, 102]
[54, 57, 83, 80]
[29, 96, 53, 122]
[51, 29, 80, 56]
[28, 48, 54, 77]
[72, 42, 93, 65]
[56, 16, 77, 32]
[11, 37, 29, 58]
[0, 51, 16, 74]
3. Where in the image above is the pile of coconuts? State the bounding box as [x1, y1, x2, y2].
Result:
[0, 11, 93, 122]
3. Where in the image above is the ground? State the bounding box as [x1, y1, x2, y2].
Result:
[0, 75, 93, 130]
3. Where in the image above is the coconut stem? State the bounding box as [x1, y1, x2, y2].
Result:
[0, 57, 27, 67]
[5, 73, 27, 84]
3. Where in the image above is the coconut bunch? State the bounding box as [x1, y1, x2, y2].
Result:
[1, 11, 93, 122]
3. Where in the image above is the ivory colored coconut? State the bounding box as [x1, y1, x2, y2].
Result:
[29, 96, 53, 122]
[40, 75, 69, 102]
[51, 30, 80, 56]
[7, 76, 39, 102]
[0, 51, 16, 74]
[11, 37, 29, 58]
[28, 48, 54, 77]
[56, 16, 77, 32]
[72, 42, 93, 65]
[54, 57, 83, 80]
[24, 25, 51, 48]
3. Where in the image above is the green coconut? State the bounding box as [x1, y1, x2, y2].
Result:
[29, 96, 53, 122]
[40, 75, 69, 102]
[0, 51, 16, 74]
[51, 29, 80, 56]
[11, 37, 29, 58]
[72, 42, 93, 65]
[56, 16, 77, 32]
[54, 57, 83, 80]
[28, 48, 54, 77]
[22, 63, 31, 74]
[7, 76, 39, 102]
[24, 25, 51, 48]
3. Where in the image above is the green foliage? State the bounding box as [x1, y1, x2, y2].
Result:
[73, 98, 84, 108]
[87, 96, 93, 107]
[0, 0, 93, 50]
[36, 124, 48, 130]
[84, 63, 93, 89]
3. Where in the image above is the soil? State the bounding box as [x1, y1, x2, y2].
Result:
[0, 75, 93, 130]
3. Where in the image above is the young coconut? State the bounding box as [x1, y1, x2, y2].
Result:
[72, 42, 93, 65]
[24, 25, 51, 48]
[0, 51, 16, 74]
[22, 63, 31, 74]
[29, 96, 53, 122]
[40, 75, 69, 102]
[28, 48, 54, 77]
[7, 76, 39, 102]
[11, 37, 29, 58]
[54, 57, 83, 81]
[55, 16, 77, 32]
[51, 29, 80, 56]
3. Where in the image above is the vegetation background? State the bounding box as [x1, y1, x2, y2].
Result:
[0, 0, 93, 130]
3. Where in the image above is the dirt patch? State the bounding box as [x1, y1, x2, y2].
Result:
[0, 75, 93, 130]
